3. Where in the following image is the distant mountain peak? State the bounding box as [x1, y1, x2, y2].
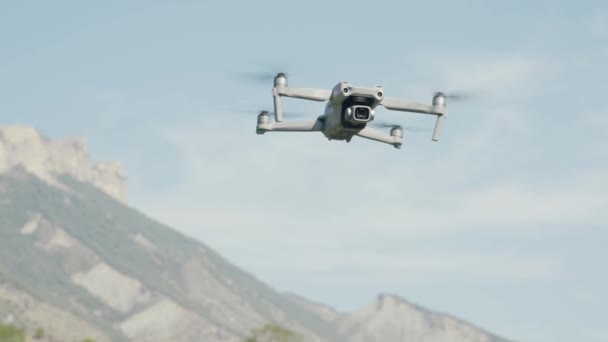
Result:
[333, 292, 511, 342]
[375, 293, 422, 310]
[0, 125, 127, 202]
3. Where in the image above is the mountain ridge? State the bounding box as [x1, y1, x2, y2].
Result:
[0, 125, 512, 342]
[0, 125, 126, 202]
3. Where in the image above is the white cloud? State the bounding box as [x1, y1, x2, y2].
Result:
[367, 172, 608, 233]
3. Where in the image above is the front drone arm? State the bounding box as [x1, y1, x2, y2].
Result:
[257, 119, 324, 134]
[380, 97, 447, 142]
[272, 85, 331, 122]
[356, 126, 403, 149]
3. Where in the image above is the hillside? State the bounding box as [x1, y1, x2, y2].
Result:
[0, 125, 511, 342]
[286, 293, 511, 342]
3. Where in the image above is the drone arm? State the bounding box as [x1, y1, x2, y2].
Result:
[272, 120, 324, 131]
[273, 93, 283, 122]
[274, 86, 332, 102]
[257, 120, 323, 133]
[380, 97, 445, 115]
[431, 115, 445, 141]
[356, 127, 402, 149]
[272, 86, 331, 123]
[381, 97, 447, 141]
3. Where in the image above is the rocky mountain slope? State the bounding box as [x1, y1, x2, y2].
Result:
[287, 293, 510, 342]
[0, 125, 511, 342]
[0, 126, 126, 202]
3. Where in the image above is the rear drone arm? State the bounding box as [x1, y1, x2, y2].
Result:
[270, 70, 331, 123]
[273, 86, 332, 102]
[356, 126, 403, 149]
[380, 97, 447, 141]
[256, 115, 324, 134]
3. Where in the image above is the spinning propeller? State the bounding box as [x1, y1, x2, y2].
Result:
[369, 120, 427, 133]
[232, 108, 309, 119]
[432, 91, 474, 102]
[232, 69, 290, 84]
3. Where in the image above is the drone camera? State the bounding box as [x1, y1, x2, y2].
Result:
[345, 105, 374, 124]
[355, 107, 370, 120]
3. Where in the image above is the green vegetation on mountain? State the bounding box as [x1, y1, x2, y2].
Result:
[33, 327, 44, 339]
[245, 324, 302, 342]
[0, 323, 24, 342]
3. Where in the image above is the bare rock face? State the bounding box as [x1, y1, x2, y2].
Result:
[334, 293, 508, 342]
[0, 125, 127, 201]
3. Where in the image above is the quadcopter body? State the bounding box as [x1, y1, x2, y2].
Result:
[256, 73, 448, 149]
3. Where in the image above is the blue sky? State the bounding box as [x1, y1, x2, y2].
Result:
[1, 1, 607, 341]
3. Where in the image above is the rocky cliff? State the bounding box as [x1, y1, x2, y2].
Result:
[0, 125, 126, 202]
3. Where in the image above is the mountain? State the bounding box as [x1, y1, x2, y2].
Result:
[0, 125, 512, 342]
[286, 293, 511, 342]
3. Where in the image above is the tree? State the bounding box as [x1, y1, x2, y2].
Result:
[245, 324, 302, 342]
[0, 323, 25, 342]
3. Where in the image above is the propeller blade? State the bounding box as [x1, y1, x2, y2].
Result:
[372, 122, 397, 128]
[369, 120, 426, 132]
[231, 70, 290, 84]
[281, 111, 311, 118]
[228, 109, 267, 115]
[433, 91, 475, 102]
[229, 109, 311, 118]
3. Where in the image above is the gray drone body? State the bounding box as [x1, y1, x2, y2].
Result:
[256, 73, 447, 149]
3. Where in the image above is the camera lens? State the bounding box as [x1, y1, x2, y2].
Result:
[354, 107, 370, 120]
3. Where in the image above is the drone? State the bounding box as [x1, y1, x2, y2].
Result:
[249, 72, 460, 149]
